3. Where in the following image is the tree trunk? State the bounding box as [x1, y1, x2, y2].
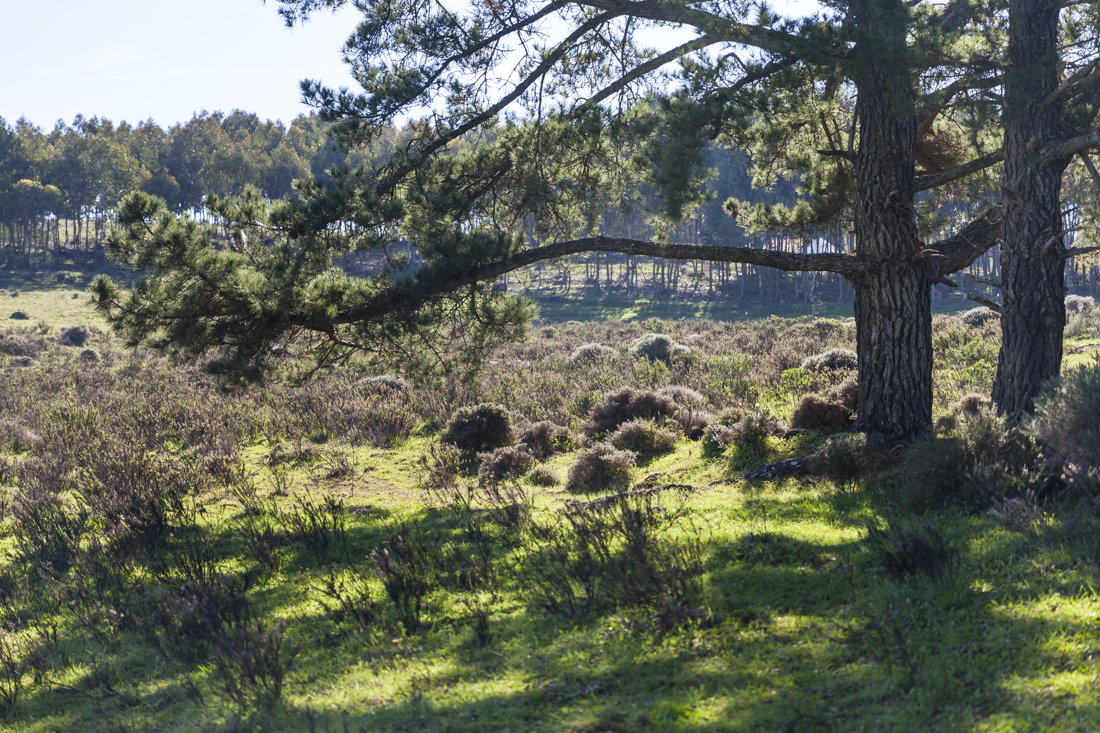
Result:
[993, 0, 1068, 416]
[850, 0, 933, 439]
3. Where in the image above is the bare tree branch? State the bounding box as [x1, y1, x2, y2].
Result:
[912, 149, 1004, 191]
[1041, 132, 1100, 162]
[320, 236, 868, 327]
[915, 206, 1004, 276]
[575, 35, 720, 112]
[964, 293, 1002, 312]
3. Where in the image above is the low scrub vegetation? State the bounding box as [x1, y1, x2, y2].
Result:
[0, 310, 1097, 731]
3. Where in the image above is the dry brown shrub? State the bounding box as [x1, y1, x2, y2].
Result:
[566, 443, 637, 493]
[582, 388, 681, 439]
[517, 421, 575, 459]
[825, 375, 858, 413]
[608, 419, 679, 456]
[790, 394, 851, 432]
[441, 403, 515, 452]
[477, 446, 535, 484]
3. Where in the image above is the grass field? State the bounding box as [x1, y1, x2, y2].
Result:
[0, 277, 1099, 731]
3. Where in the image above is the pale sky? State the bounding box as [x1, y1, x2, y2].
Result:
[0, 0, 360, 129]
[1, 0, 823, 131]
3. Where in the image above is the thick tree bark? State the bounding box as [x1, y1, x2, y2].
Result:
[993, 0, 1069, 416]
[849, 0, 933, 439]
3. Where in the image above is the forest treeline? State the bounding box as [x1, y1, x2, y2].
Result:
[1, 110, 1097, 301]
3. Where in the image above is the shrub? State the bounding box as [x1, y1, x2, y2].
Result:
[9, 356, 35, 368]
[527, 465, 560, 486]
[800, 348, 858, 372]
[1065, 294, 1097, 314]
[477, 446, 535, 484]
[608, 419, 679, 456]
[0, 334, 36, 357]
[517, 420, 575, 459]
[569, 343, 618, 363]
[371, 529, 438, 628]
[935, 393, 992, 433]
[960, 307, 999, 327]
[209, 619, 291, 711]
[657, 385, 706, 407]
[59, 325, 92, 347]
[825, 374, 859, 413]
[701, 423, 738, 458]
[78, 348, 100, 364]
[8, 312, 27, 320]
[790, 394, 851, 432]
[628, 333, 690, 362]
[866, 523, 958, 581]
[441, 403, 514, 452]
[11, 461, 87, 573]
[522, 492, 704, 620]
[1030, 364, 1100, 495]
[814, 433, 869, 489]
[566, 443, 637, 493]
[674, 408, 713, 440]
[728, 413, 787, 452]
[0, 420, 38, 453]
[582, 388, 681, 439]
[356, 374, 408, 392]
[278, 494, 348, 561]
[898, 407, 1035, 510]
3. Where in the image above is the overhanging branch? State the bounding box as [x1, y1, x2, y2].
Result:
[324, 236, 867, 327]
[915, 207, 1004, 276]
[1041, 132, 1100, 162]
[913, 150, 1004, 191]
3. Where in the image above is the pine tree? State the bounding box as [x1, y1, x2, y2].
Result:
[992, 0, 1100, 415]
[94, 0, 1012, 439]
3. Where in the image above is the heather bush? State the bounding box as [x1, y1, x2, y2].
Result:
[728, 413, 787, 452]
[898, 408, 1036, 510]
[800, 348, 858, 372]
[814, 433, 869, 489]
[441, 403, 514, 452]
[566, 443, 637, 493]
[608, 419, 679, 456]
[9, 312, 28, 320]
[78, 348, 100, 364]
[521, 492, 703, 620]
[825, 374, 859, 413]
[701, 422, 738, 458]
[582, 388, 680, 439]
[1029, 364, 1100, 495]
[9, 356, 37, 368]
[356, 374, 409, 392]
[517, 421, 575, 459]
[527, 465, 560, 486]
[477, 446, 535, 484]
[371, 528, 439, 628]
[960, 307, 999, 327]
[790, 394, 851, 432]
[0, 419, 38, 453]
[0, 333, 39, 357]
[935, 393, 992, 433]
[59, 325, 92, 347]
[1065, 294, 1097, 314]
[628, 333, 690, 362]
[866, 522, 958, 581]
[569, 343, 618, 363]
[657, 385, 706, 407]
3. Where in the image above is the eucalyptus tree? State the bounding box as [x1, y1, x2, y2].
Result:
[95, 0, 1009, 439]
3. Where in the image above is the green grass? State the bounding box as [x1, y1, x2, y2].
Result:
[1, 275, 1099, 732]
